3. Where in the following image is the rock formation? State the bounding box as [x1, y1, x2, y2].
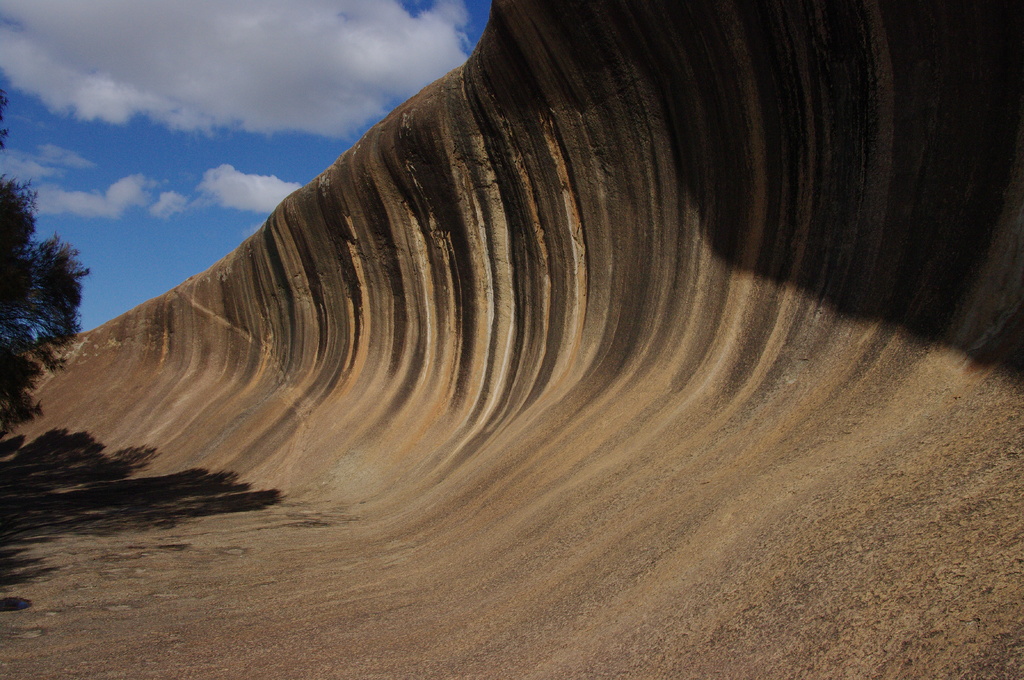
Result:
[7, 0, 1024, 676]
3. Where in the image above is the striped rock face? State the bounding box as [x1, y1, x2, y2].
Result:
[8, 1, 1024, 677]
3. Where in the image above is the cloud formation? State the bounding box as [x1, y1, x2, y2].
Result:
[150, 191, 189, 218]
[36, 174, 152, 218]
[198, 164, 301, 213]
[8, 155, 300, 218]
[0, 0, 469, 136]
[0, 143, 94, 179]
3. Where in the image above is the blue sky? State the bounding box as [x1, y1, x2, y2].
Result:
[0, 0, 492, 331]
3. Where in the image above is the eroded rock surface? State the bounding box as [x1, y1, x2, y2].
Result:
[6, 0, 1024, 677]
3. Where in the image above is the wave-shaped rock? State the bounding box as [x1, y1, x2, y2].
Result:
[14, 0, 1024, 676]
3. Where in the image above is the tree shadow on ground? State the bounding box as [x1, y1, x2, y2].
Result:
[0, 429, 281, 587]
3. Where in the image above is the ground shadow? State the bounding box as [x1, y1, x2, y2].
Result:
[0, 429, 281, 587]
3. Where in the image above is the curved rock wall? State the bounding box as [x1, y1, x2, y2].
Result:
[20, 0, 1024, 675]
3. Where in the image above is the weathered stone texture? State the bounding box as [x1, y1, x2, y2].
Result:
[12, 1, 1024, 676]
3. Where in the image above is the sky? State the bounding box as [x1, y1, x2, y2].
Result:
[0, 0, 492, 331]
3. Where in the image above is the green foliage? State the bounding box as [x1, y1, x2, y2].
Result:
[0, 90, 89, 432]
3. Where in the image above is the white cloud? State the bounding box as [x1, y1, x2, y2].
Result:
[36, 144, 94, 169]
[36, 174, 152, 218]
[150, 190, 189, 218]
[26, 162, 300, 219]
[0, 152, 56, 180]
[198, 164, 301, 213]
[0, 0, 470, 136]
[0, 143, 94, 180]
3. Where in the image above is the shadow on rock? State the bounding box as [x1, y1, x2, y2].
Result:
[0, 429, 281, 586]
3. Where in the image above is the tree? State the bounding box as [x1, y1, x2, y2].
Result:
[0, 90, 89, 433]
